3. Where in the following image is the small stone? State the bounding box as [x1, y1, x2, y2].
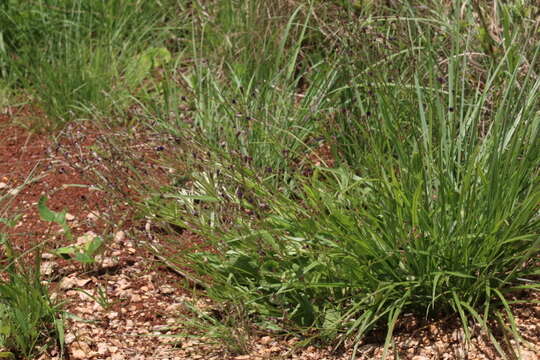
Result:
[41, 253, 55, 260]
[87, 212, 99, 222]
[111, 353, 125, 360]
[71, 349, 86, 359]
[8, 188, 19, 196]
[65, 213, 75, 221]
[40, 261, 57, 276]
[107, 311, 119, 320]
[97, 343, 109, 355]
[0, 182, 7, 189]
[65, 333, 76, 345]
[114, 231, 126, 242]
[260, 336, 273, 345]
[76, 231, 97, 246]
[519, 349, 537, 360]
[160, 285, 175, 295]
[102, 257, 118, 268]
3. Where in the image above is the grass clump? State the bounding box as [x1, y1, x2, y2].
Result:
[0, 269, 63, 359]
[163, 60, 539, 352]
[136, 0, 540, 355]
[0, 209, 63, 359]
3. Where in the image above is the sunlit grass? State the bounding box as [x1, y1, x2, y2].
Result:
[1, 0, 539, 358]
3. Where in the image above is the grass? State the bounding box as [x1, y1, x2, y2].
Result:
[0, 189, 64, 359]
[1, 0, 539, 358]
[0, 0, 187, 129]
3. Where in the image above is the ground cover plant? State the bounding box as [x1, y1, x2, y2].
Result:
[0, 0, 188, 129]
[0, 0, 539, 359]
[0, 187, 64, 359]
[138, 0, 540, 356]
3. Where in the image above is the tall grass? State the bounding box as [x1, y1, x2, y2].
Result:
[139, 0, 540, 355]
[146, 1, 341, 189]
[0, 0, 186, 128]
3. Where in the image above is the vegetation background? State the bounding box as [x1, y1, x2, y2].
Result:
[0, 0, 539, 358]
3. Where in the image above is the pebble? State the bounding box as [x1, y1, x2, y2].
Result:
[65, 333, 76, 345]
[66, 213, 75, 221]
[102, 257, 118, 268]
[111, 353, 125, 360]
[159, 285, 175, 295]
[40, 261, 57, 276]
[42, 252, 55, 260]
[114, 230, 126, 242]
[87, 212, 99, 222]
[0, 182, 7, 189]
[71, 349, 86, 359]
[76, 231, 97, 246]
[519, 349, 537, 360]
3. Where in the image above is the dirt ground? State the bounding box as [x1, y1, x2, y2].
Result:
[0, 112, 539, 360]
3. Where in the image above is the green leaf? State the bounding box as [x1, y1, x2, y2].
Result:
[292, 295, 316, 326]
[126, 47, 171, 88]
[38, 196, 66, 225]
[51, 247, 76, 260]
[0, 214, 22, 228]
[74, 253, 94, 264]
[230, 255, 259, 280]
[83, 236, 103, 256]
[0, 323, 11, 336]
[54, 316, 65, 355]
[322, 309, 341, 332]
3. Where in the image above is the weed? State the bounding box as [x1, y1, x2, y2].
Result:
[0, 216, 64, 358]
[140, 0, 540, 355]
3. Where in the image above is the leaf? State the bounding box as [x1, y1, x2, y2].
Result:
[38, 196, 66, 225]
[52, 246, 76, 260]
[126, 47, 171, 88]
[322, 309, 341, 333]
[54, 316, 65, 353]
[230, 255, 259, 280]
[0, 323, 11, 336]
[83, 236, 103, 256]
[292, 295, 316, 326]
[74, 253, 94, 264]
[0, 214, 22, 228]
